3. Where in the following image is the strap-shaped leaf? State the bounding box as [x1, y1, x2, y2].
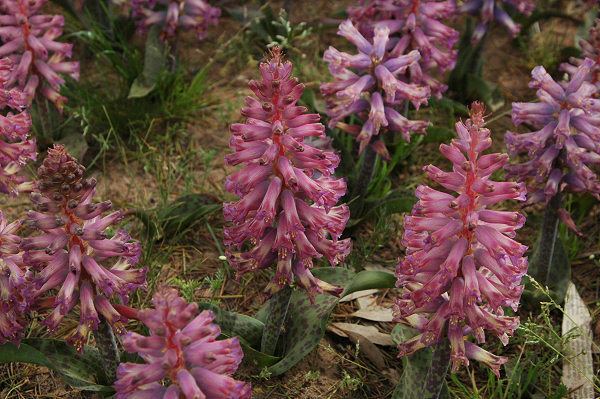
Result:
[0, 338, 113, 393]
[260, 286, 293, 355]
[198, 302, 265, 348]
[128, 25, 167, 99]
[392, 325, 450, 399]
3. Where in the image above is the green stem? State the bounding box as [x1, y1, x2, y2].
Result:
[350, 142, 377, 216]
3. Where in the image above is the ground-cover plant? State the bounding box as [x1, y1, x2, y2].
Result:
[0, 58, 37, 195]
[0, 0, 80, 109]
[394, 102, 528, 394]
[114, 288, 251, 398]
[505, 57, 600, 299]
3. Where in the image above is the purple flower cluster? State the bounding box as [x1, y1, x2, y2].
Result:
[0, 0, 80, 109]
[460, 0, 536, 43]
[505, 59, 600, 204]
[560, 19, 600, 92]
[224, 48, 351, 299]
[114, 288, 251, 399]
[321, 19, 431, 157]
[347, 0, 459, 98]
[0, 58, 36, 196]
[132, 0, 221, 41]
[21, 145, 146, 351]
[394, 103, 528, 376]
[0, 212, 28, 344]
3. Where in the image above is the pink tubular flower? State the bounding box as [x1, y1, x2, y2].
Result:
[132, 0, 221, 41]
[347, 0, 459, 98]
[0, 58, 36, 195]
[114, 288, 251, 399]
[460, 0, 536, 43]
[0, 211, 29, 344]
[321, 19, 431, 157]
[224, 48, 351, 300]
[0, 0, 80, 109]
[505, 59, 600, 204]
[394, 102, 528, 376]
[560, 19, 600, 92]
[21, 145, 146, 351]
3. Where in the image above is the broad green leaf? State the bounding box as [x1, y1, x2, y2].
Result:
[266, 267, 353, 376]
[128, 26, 167, 99]
[392, 326, 449, 399]
[237, 336, 280, 368]
[342, 270, 396, 297]
[0, 338, 113, 393]
[198, 303, 265, 348]
[260, 286, 293, 355]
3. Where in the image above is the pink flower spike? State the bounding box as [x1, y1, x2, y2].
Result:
[460, 0, 536, 42]
[347, 0, 458, 98]
[224, 48, 351, 300]
[114, 288, 251, 399]
[0, 211, 29, 344]
[0, 58, 36, 196]
[322, 18, 431, 154]
[394, 102, 528, 376]
[0, 0, 79, 109]
[132, 0, 221, 41]
[21, 145, 146, 351]
[506, 59, 600, 203]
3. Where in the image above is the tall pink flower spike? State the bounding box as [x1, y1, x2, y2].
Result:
[21, 145, 146, 351]
[132, 0, 221, 41]
[224, 47, 351, 301]
[0, 58, 36, 196]
[114, 288, 251, 399]
[394, 102, 528, 376]
[0, 0, 80, 109]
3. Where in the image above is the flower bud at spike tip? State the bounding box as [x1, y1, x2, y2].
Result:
[114, 288, 251, 399]
[0, 0, 80, 109]
[21, 145, 146, 351]
[395, 102, 528, 376]
[132, 0, 221, 41]
[224, 48, 351, 301]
